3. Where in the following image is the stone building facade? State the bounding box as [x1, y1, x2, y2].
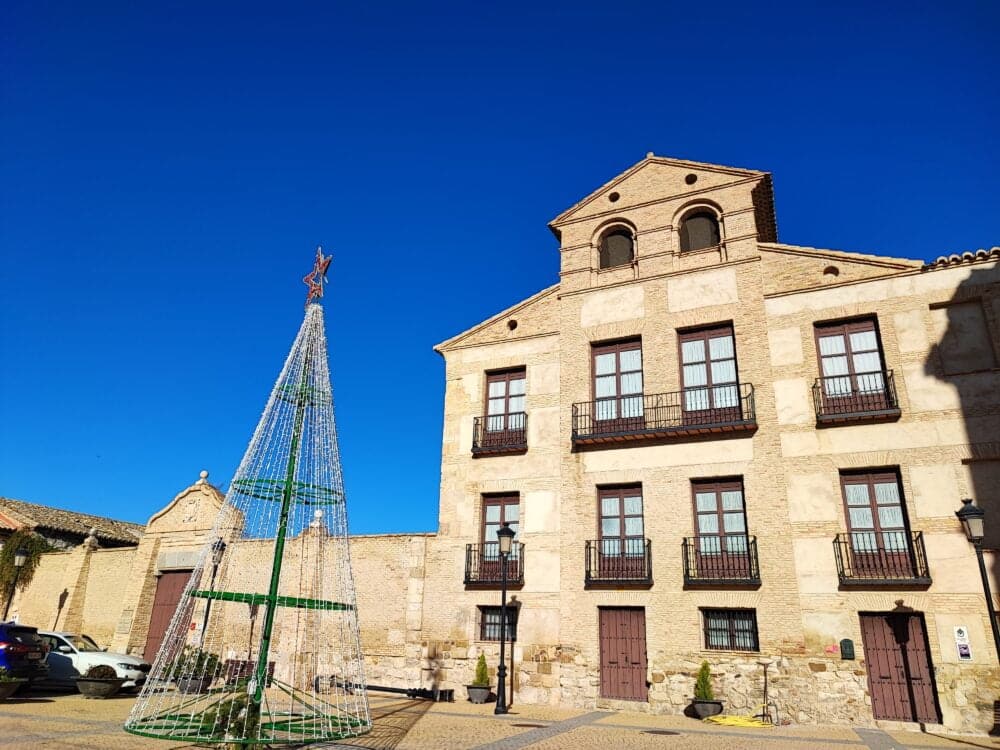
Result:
[415, 154, 1000, 733]
[6, 154, 1000, 733]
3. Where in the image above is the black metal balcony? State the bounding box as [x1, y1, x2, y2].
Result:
[472, 414, 528, 456]
[572, 384, 756, 447]
[833, 532, 931, 587]
[682, 536, 761, 587]
[812, 370, 901, 425]
[464, 543, 524, 588]
[584, 538, 652, 587]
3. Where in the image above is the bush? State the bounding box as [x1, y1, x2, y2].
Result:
[472, 653, 490, 687]
[0, 667, 21, 683]
[83, 665, 119, 680]
[167, 645, 221, 679]
[693, 661, 714, 701]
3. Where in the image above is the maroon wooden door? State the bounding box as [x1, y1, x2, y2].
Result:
[859, 613, 940, 723]
[143, 570, 191, 663]
[599, 608, 648, 701]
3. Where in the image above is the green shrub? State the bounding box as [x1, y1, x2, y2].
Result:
[167, 645, 221, 679]
[694, 661, 714, 701]
[198, 692, 261, 739]
[0, 667, 21, 683]
[472, 653, 490, 687]
[0, 530, 54, 594]
[83, 664, 119, 679]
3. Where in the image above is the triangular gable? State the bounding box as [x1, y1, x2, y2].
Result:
[759, 242, 923, 296]
[435, 284, 560, 353]
[549, 154, 768, 230]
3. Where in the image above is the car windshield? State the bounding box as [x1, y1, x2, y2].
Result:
[67, 635, 102, 652]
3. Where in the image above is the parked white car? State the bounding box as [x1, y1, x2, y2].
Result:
[37, 631, 151, 690]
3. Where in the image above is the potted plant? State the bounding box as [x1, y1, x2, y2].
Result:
[76, 664, 125, 699]
[689, 661, 723, 718]
[0, 668, 27, 702]
[168, 645, 220, 694]
[465, 653, 491, 704]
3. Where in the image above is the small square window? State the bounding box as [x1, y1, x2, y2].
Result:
[701, 608, 758, 652]
[478, 606, 517, 642]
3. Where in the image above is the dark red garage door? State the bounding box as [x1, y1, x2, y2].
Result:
[599, 607, 648, 701]
[143, 570, 191, 663]
[859, 612, 940, 723]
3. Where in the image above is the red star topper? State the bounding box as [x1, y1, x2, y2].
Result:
[303, 246, 332, 307]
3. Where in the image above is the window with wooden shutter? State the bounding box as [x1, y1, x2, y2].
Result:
[692, 479, 750, 577]
[679, 325, 741, 422]
[815, 318, 887, 403]
[592, 339, 643, 427]
[840, 471, 916, 578]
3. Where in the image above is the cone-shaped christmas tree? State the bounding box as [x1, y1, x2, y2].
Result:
[125, 249, 371, 745]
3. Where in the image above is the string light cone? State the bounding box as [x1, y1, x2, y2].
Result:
[125, 248, 371, 745]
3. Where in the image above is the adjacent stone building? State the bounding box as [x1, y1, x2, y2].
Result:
[6, 154, 999, 733]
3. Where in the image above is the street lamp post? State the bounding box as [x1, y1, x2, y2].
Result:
[956, 498, 1000, 664]
[3, 548, 29, 621]
[494, 523, 516, 716]
[200, 538, 227, 645]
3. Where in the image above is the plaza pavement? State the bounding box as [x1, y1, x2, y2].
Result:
[0, 690, 997, 749]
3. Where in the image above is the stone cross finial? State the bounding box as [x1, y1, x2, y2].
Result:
[83, 527, 99, 550]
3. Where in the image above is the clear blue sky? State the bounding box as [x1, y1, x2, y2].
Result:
[1, 1, 997, 534]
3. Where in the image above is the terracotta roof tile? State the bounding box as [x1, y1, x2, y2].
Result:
[922, 247, 1000, 270]
[0, 497, 143, 545]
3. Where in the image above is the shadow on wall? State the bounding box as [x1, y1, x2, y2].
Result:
[924, 263, 1000, 727]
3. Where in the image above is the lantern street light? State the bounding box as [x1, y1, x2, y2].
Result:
[200, 538, 227, 645]
[956, 499, 1000, 664]
[3, 548, 29, 621]
[494, 523, 516, 716]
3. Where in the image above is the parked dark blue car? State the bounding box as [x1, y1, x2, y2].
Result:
[0, 622, 49, 684]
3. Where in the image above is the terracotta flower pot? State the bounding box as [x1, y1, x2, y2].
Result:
[76, 677, 125, 699]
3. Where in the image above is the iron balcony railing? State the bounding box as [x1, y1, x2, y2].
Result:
[464, 542, 524, 587]
[833, 531, 930, 586]
[584, 538, 652, 586]
[682, 536, 761, 586]
[571, 384, 756, 446]
[812, 370, 900, 424]
[472, 414, 528, 456]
